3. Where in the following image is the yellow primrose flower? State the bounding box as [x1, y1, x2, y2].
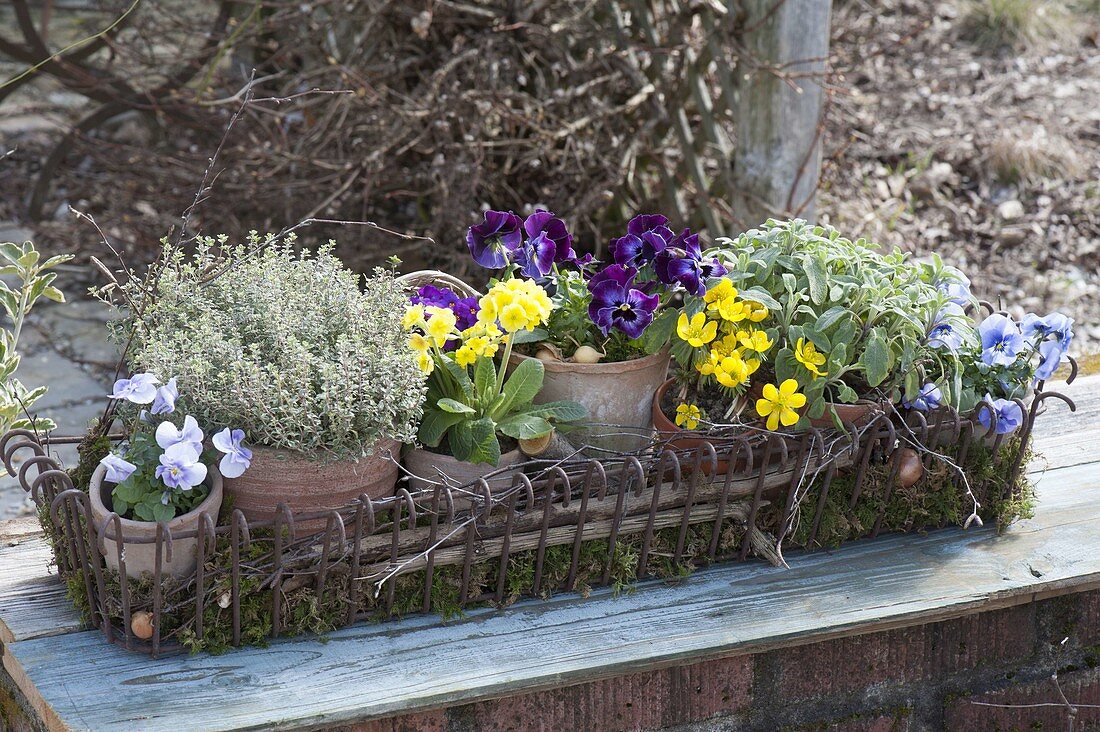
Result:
[676, 312, 718, 348]
[480, 280, 553, 333]
[424, 306, 457, 347]
[745, 300, 769, 322]
[415, 350, 434, 375]
[402, 304, 425, 330]
[714, 354, 752, 389]
[675, 403, 702, 430]
[408, 332, 432, 354]
[499, 302, 533, 333]
[755, 379, 807, 431]
[704, 279, 736, 305]
[454, 345, 477, 367]
[736, 329, 773, 353]
[794, 337, 828, 378]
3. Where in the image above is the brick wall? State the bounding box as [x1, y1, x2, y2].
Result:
[340, 590, 1100, 732]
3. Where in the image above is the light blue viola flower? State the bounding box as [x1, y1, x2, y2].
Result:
[155, 415, 204, 450]
[212, 427, 252, 479]
[903, 382, 942, 412]
[978, 314, 1025, 367]
[150, 377, 179, 415]
[154, 442, 208, 491]
[1021, 312, 1074, 347]
[935, 267, 972, 306]
[99, 453, 137, 483]
[1034, 339, 1066, 382]
[109, 373, 160, 404]
[927, 303, 967, 351]
[977, 394, 1024, 435]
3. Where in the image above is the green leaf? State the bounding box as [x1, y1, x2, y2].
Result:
[802, 255, 828, 305]
[510, 328, 548, 345]
[450, 417, 500, 465]
[42, 286, 65, 304]
[0, 243, 23, 265]
[40, 254, 74, 270]
[738, 287, 781, 311]
[436, 398, 475, 415]
[497, 357, 544, 414]
[641, 309, 677, 354]
[862, 333, 890, 387]
[526, 400, 587, 423]
[16, 249, 39, 269]
[813, 306, 849, 333]
[418, 407, 464, 447]
[0, 287, 18, 320]
[473, 356, 496, 405]
[834, 382, 859, 404]
[441, 358, 475, 400]
[497, 413, 553, 440]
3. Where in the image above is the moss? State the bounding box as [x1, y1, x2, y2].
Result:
[68, 427, 111, 491]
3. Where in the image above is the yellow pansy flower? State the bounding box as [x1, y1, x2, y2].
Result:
[736, 329, 773, 353]
[676, 312, 718, 347]
[675, 403, 702, 430]
[794, 337, 828, 378]
[755, 379, 807, 431]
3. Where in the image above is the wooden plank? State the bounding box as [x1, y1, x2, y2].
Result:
[0, 538, 81, 645]
[4, 460, 1099, 732]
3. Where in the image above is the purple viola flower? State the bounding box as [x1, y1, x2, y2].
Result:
[927, 303, 967, 351]
[150, 377, 179, 415]
[466, 210, 523, 269]
[653, 229, 727, 296]
[609, 214, 674, 268]
[587, 265, 660, 339]
[978, 314, 1025, 367]
[154, 442, 208, 491]
[977, 394, 1024, 435]
[99, 453, 137, 483]
[524, 211, 575, 260]
[902, 382, 943, 412]
[514, 231, 559, 279]
[109, 373, 160, 405]
[1034, 339, 1066, 382]
[212, 427, 252, 479]
[411, 286, 480, 331]
[1021, 312, 1074, 348]
[155, 415, 204, 451]
[935, 268, 972, 306]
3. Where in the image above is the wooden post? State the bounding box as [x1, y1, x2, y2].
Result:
[732, 0, 832, 226]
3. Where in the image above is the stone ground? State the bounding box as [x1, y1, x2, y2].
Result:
[0, 223, 116, 519]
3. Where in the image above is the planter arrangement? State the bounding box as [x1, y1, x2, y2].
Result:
[2, 217, 1076, 657]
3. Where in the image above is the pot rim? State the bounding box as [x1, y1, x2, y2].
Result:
[510, 347, 670, 375]
[238, 437, 402, 463]
[89, 462, 223, 532]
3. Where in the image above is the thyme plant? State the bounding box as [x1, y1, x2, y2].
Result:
[107, 234, 425, 460]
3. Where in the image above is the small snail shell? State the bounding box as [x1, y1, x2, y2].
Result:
[535, 348, 558, 362]
[572, 345, 603, 364]
[896, 448, 924, 488]
[131, 610, 154, 640]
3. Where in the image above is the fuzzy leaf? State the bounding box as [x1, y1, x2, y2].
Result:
[802, 256, 828, 305]
[497, 413, 553, 440]
[813, 306, 849, 333]
[641, 309, 677, 354]
[526, 400, 587, 423]
[436, 398, 475, 415]
[862, 333, 890, 387]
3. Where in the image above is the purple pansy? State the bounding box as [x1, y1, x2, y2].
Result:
[154, 442, 208, 491]
[155, 415, 204, 451]
[902, 382, 943, 412]
[978, 314, 1025, 367]
[466, 210, 523, 269]
[609, 214, 674, 268]
[99, 453, 137, 483]
[212, 427, 252, 479]
[977, 395, 1024, 435]
[653, 229, 727, 296]
[109, 373, 160, 405]
[587, 265, 660, 339]
[150, 377, 179, 415]
[515, 210, 575, 278]
[412, 285, 480, 331]
[927, 304, 968, 351]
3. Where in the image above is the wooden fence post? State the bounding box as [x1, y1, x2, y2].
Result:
[732, 0, 832, 227]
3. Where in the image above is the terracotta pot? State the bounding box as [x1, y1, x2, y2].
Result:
[89, 463, 223, 579]
[404, 447, 525, 502]
[222, 440, 401, 532]
[652, 378, 742, 475]
[510, 349, 671, 454]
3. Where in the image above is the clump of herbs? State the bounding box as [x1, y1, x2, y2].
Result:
[102, 234, 426, 460]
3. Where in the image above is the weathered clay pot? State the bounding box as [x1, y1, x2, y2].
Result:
[89, 463, 223, 579]
[510, 349, 671, 454]
[222, 439, 401, 532]
[652, 378, 740, 474]
[404, 447, 524, 501]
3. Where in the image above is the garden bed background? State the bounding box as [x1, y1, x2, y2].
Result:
[0, 375, 1075, 657]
